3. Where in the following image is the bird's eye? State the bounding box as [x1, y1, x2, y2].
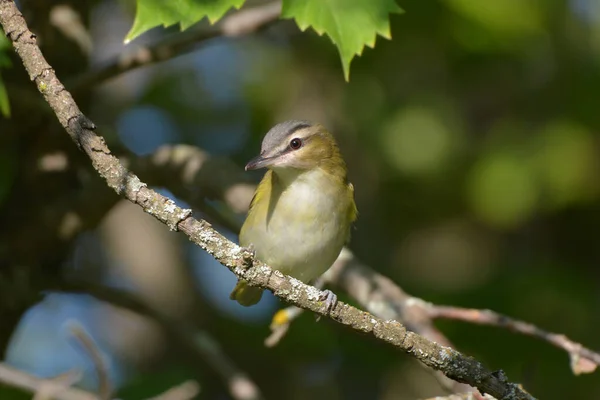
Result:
[290, 138, 303, 150]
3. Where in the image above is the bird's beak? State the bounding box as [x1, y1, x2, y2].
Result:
[245, 154, 275, 171]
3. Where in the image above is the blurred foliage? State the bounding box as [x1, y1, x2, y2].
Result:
[0, 33, 14, 204]
[2, 0, 600, 399]
[116, 366, 197, 399]
[0, 150, 16, 207]
[0, 386, 28, 400]
[0, 34, 11, 117]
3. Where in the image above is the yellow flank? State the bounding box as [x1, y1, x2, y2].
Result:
[231, 121, 357, 307]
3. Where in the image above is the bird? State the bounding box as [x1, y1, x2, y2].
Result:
[229, 120, 358, 312]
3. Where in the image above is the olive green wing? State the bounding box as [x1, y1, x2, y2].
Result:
[239, 170, 272, 247]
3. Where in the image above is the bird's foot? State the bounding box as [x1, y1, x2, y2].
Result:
[315, 289, 338, 322]
[237, 244, 256, 269]
[244, 243, 256, 257]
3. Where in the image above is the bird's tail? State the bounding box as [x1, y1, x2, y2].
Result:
[229, 280, 263, 306]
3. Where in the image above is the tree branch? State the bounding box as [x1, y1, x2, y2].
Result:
[0, 364, 95, 400]
[0, 2, 537, 399]
[146, 380, 200, 400]
[67, 2, 282, 93]
[0, 362, 199, 400]
[426, 305, 599, 375]
[424, 394, 496, 400]
[66, 322, 111, 400]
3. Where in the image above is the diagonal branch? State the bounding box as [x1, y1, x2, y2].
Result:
[0, 362, 199, 400]
[67, 2, 282, 93]
[0, 364, 95, 400]
[427, 305, 599, 375]
[424, 394, 496, 400]
[0, 2, 536, 399]
[66, 322, 111, 400]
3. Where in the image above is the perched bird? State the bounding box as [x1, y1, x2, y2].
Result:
[230, 120, 358, 309]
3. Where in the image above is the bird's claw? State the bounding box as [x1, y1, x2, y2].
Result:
[237, 244, 256, 269]
[245, 243, 256, 256]
[243, 243, 256, 259]
[315, 289, 337, 322]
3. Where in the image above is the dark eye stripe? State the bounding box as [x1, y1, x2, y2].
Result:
[286, 122, 311, 136]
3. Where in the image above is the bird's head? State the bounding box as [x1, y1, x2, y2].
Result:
[245, 120, 343, 174]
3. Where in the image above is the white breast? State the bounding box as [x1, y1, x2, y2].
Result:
[243, 168, 351, 283]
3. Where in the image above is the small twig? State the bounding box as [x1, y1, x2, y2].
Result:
[66, 321, 112, 399]
[0, 361, 200, 400]
[0, 363, 96, 400]
[68, 2, 282, 93]
[423, 394, 496, 400]
[32, 370, 84, 400]
[146, 380, 200, 400]
[427, 305, 599, 375]
[49, 4, 92, 55]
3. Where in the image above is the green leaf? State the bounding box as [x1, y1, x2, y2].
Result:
[0, 73, 10, 117]
[0, 29, 12, 117]
[0, 34, 12, 69]
[0, 33, 9, 50]
[126, 0, 246, 43]
[282, 0, 403, 81]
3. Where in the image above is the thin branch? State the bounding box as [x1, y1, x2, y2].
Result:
[0, 363, 96, 400]
[0, 362, 198, 400]
[49, 4, 92, 55]
[0, 3, 536, 399]
[427, 305, 599, 375]
[31, 371, 82, 400]
[146, 380, 200, 400]
[67, 322, 111, 400]
[423, 394, 496, 400]
[67, 2, 282, 93]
